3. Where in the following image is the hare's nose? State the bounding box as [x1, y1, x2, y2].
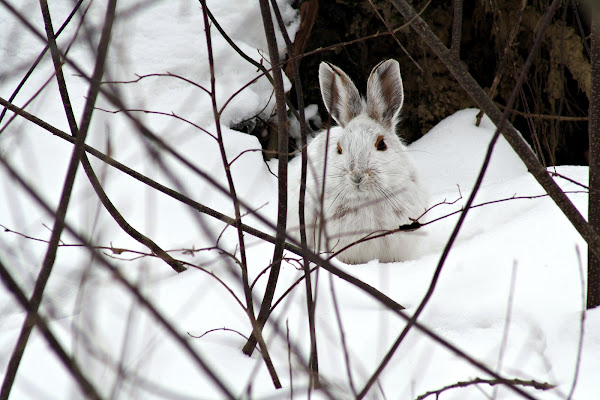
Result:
[350, 172, 364, 185]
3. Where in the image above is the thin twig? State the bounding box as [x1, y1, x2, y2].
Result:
[326, 189, 586, 261]
[188, 327, 251, 342]
[366, 0, 424, 72]
[416, 377, 555, 400]
[492, 261, 518, 400]
[94, 106, 216, 139]
[496, 102, 588, 122]
[328, 274, 358, 397]
[567, 246, 586, 399]
[102, 72, 210, 95]
[286, 320, 294, 400]
[549, 170, 589, 190]
[1, 224, 246, 310]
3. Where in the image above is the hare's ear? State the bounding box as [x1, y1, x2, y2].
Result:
[319, 62, 363, 127]
[366, 59, 404, 130]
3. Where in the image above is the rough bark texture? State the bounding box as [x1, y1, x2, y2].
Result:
[588, 15, 599, 310]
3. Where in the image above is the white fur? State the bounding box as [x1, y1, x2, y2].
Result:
[288, 60, 427, 264]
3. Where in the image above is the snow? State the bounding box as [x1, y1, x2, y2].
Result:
[0, 1, 598, 399]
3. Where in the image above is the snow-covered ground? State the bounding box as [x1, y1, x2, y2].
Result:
[0, 1, 598, 399]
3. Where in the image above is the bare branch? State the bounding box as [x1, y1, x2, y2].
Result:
[416, 377, 555, 400]
[188, 327, 251, 342]
[567, 246, 586, 399]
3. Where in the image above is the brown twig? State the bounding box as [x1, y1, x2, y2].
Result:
[492, 261, 518, 399]
[497, 103, 588, 122]
[416, 377, 555, 400]
[188, 327, 251, 342]
[95, 106, 216, 139]
[549, 170, 589, 190]
[102, 72, 210, 94]
[366, 0, 424, 72]
[328, 274, 358, 397]
[567, 246, 586, 399]
[329, 189, 586, 262]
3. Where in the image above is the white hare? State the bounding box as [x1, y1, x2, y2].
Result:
[288, 59, 427, 264]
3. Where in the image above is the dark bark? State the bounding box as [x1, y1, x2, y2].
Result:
[588, 15, 600, 310]
[241, 1, 289, 381]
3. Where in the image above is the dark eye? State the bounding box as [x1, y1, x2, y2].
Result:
[375, 135, 387, 151]
[337, 142, 343, 154]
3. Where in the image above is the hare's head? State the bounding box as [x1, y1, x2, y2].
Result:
[318, 60, 417, 201]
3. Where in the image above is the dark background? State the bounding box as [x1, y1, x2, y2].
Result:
[275, 0, 592, 167]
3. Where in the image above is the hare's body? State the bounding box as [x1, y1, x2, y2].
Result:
[288, 60, 427, 264]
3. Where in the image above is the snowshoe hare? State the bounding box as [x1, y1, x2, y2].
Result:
[288, 59, 427, 264]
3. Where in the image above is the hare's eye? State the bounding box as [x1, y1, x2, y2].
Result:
[375, 135, 387, 151]
[337, 142, 343, 154]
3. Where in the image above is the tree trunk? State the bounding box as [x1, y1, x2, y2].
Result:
[588, 15, 600, 310]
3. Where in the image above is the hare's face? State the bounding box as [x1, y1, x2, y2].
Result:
[329, 116, 412, 202]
